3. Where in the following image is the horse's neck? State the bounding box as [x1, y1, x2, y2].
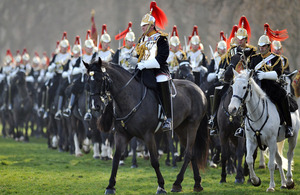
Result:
[246, 84, 265, 120]
[17, 84, 29, 98]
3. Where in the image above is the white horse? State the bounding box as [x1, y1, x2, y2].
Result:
[228, 69, 299, 192]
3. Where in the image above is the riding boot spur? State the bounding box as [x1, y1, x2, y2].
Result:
[54, 96, 64, 120]
[158, 80, 172, 131]
[84, 91, 92, 121]
[280, 95, 294, 138]
[63, 93, 76, 117]
[209, 86, 222, 136]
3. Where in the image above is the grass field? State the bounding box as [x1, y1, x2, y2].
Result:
[0, 135, 300, 194]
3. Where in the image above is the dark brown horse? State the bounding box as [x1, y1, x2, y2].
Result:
[84, 58, 209, 194]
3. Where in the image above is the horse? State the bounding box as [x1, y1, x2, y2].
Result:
[85, 58, 209, 194]
[174, 59, 195, 82]
[228, 69, 300, 192]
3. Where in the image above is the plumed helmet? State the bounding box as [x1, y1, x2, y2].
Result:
[125, 31, 135, 42]
[140, 1, 167, 29]
[73, 36, 82, 54]
[85, 30, 94, 49]
[272, 40, 282, 50]
[32, 52, 40, 64]
[41, 52, 49, 66]
[217, 41, 227, 50]
[236, 16, 251, 41]
[60, 32, 69, 48]
[15, 50, 22, 63]
[170, 25, 180, 47]
[5, 49, 14, 64]
[22, 48, 30, 61]
[190, 35, 200, 45]
[258, 35, 271, 47]
[100, 24, 111, 43]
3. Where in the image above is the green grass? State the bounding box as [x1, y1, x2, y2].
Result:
[0, 136, 300, 194]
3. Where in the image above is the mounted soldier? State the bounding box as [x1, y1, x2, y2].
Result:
[113, 22, 137, 72]
[186, 25, 208, 86]
[167, 25, 186, 75]
[97, 24, 114, 62]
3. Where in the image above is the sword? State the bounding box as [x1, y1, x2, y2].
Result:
[209, 45, 217, 72]
[118, 30, 121, 65]
[184, 36, 187, 53]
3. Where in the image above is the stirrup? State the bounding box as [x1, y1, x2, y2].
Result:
[8, 104, 12, 110]
[84, 112, 92, 121]
[210, 129, 218, 136]
[234, 127, 244, 138]
[285, 126, 294, 138]
[63, 108, 71, 117]
[208, 117, 214, 129]
[162, 118, 172, 131]
[43, 111, 49, 119]
[54, 110, 62, 120]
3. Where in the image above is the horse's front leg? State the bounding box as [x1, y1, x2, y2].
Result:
[235, 137, 245, 184]
[105, 131, 130, 194]
[246, 139, 261, 186]
[274, 148, 287, 188]
[266, 140, 277, 192]
[144, 133, 166, 194]
[286, 136, 297, 189]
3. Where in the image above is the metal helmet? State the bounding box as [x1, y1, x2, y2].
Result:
[15, 50, 22, 63]
[272, 40, 282, 50]
[141, 13, 155, 27]
[22, 48, 30, 61]
[217, 40, 227, 50]
[258, 34, 271, 47]
[170, 36, 180, 47]
[5, 49, 14, 64]
[32, 52, 40, 64]
[190, 35, 200, 45]
[41, 52, 49, 66]
[230, 37, 238, 47]
[125, 31, 135, 42]
[140, 2, 167, 30]
[237, 16, 251, 41]
[100, 24, 111, 43]
[73, 36, 82, 54]
[60, 32, 69, 48]
[236, 28, 247, 40]
[85, 30, 94, 49]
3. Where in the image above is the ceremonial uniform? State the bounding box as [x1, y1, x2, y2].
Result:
[97, 24, 114, 62]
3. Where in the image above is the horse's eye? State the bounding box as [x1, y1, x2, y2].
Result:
[243, 86, 247, 89]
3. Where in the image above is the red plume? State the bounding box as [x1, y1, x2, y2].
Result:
[22, 48, 28, 55]
[171, 25, 179, 37]
[43, 52, 50, 66]
[115, 22, 132, 40]
[6, 49, 14, 63]
[90, 9, 98, 46]
[74, 36, 80, 45]
[101, 24, 107, 35]
[238, 16, 251, 40]
[188, 25, 200, 45]
[150, 1, 168, 30]
[227, 25, 238, 48]
[86, 30, 91, 40]
[220, 31, 226, 42]
[264, 23, 288, 42]
[56, 41, 60, 48]
[61, 32, 67, 40]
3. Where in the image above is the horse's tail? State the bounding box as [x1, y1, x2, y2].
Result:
[97, 101, 114, 132]
[194, 114, 209, 169]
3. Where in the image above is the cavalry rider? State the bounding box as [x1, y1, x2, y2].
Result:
[14, 50, 22, 68]
[97, 24, 114, 62]
[113, 22, 137, 72]
[272, 40, 290, 74]
[186, 25, 208, 86]
[0, 49, 15, 111]
[167, 25, 186, 76]
[135, 1, 171, 131]
[44, 32, 71, 119]
[237, 24, 293, 138]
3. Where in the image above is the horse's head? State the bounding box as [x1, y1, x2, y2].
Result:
[228, 69, 253, 116]
[175, 59, 195, 82]
[11, 70, 26, 87]
[85, 58, 112, 112]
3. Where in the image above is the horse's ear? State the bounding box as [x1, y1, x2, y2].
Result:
[233, 69, 239, 77]
[187, 56, 191, 62]
[249, 69, 254, 78]
[83, 60, 89, 70]
[98, 57, 102, 67]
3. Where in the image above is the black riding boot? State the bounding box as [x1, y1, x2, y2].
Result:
[54, 96, 64, 120]
[158, 81, 172, 131]
[63, 93, 76, 117]
[43, 86, 49, 119]
[208, 87, 222, 136]
[280, 96, 294, 138]
[84, 91, 92, 121]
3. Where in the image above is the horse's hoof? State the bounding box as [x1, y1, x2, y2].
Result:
[93, 156, 100, 159]
[258, 165, 266, 169]
[193, 185, 203, 192]
[234, 178, 245, 184]
[280, 185, 287, 189]
[219, 179, 226, 183]
[251, 177, 261, 187]
[287, 181, 295, 189]
[172, 165, 177, 169]
[171, 184, 182, 192]
[131, 164, 138, 168]
[105, 188, 116, 194]
[156, 186, 167, 194]
[266, 187, 275, 192]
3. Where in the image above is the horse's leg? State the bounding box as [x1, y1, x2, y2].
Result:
[131, 137, 138, 168]
[286, 136, 297, 189]
[266, 139, 277, 192]
[167, 132, 177, 168]
[275, 147, 287, 188]
[246, 140, 261, 186]
[144, 133, 166, 194]
[259, 149, 266, 169]
[235, 137, 245, 184]
[191, 155, 203, 192]
[220, 133, 229, 183]
[74, 133, 82, 157]
[105, 131, 130, 194]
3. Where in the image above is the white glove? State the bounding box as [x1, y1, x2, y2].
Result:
[129, 57, 138, 66]
[25, 76, 34, 83]
[48, 63, 55, 72]
[207, 73, 217, 82]
[62, 71, 69, 79]
[257, 71, 278, 80]
[72, 67, 82, 75]
[217, 68, 225, 80]
[137, 61, 146, 70]
[45, 71, 54, 80]
[137, 58, 160, 70]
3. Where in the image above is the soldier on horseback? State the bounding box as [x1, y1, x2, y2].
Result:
[237, 23, 293, 138]
[97, 24, 114, 62]
[167, 25, 186, 75]
[135, 1, 172, 131]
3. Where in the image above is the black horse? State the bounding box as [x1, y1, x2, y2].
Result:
[85, 58, 209, 194]
[174, 59, 195, 82]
